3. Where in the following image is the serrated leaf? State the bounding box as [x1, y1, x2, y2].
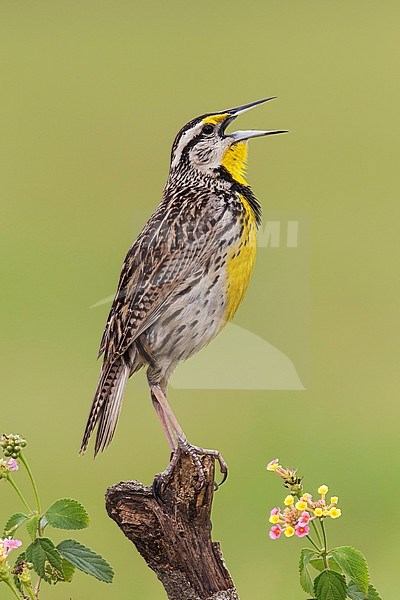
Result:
[25, 537, 64, 583]
[347, 580, 366, 600]
[301, 562, 314, 595]
[347, 581, 382, 600]
[367, 585, 382, 600]
[45, 498, 90, 530]
[26, 515, 40, 540]
[3, 513, 28, 536]
[57, 539, 113, 583]
[331, 547, 369, 593]
[61, 558, 75, 582]
[311, 557, 342, 573]
[314, 570, 347, 600]
[299, 548, 317, 595]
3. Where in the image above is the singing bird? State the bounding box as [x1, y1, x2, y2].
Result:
[81, 98, 286, 483]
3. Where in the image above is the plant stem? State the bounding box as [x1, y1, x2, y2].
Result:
[311, 519, 323, 548]
[320, 519, 329, 568]
[7, 475, 33, 514]
[19, 453, 41, 514]
[34, 577, 41, 599]
[24, 584, 36, 600]
[4, 578, 21, 599]
[306, 535, 320, 552]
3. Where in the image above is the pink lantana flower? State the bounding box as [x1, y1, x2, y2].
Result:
[7, 458, 19, 471]
[298, 511, 311, 526]
[269, 525, 282, 540]
[270, 507, 280, 517]
[4, 537, 22, 550]
[295, 524, 310, 538]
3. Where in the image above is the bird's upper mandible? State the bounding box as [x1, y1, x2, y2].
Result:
[168, 97, 287, 183]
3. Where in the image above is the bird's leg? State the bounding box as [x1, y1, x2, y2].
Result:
[150, 384, 228, 488]
[151, 392, 176, 452]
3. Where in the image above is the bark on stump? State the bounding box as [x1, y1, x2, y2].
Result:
[105, 449, 239, 600]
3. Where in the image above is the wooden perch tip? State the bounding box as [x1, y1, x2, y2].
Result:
[105, 449, 239, 600]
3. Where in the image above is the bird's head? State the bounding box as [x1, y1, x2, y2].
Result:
[169, 97, 287, 185]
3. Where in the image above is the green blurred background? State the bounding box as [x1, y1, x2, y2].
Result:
[1, 1, 398, 598]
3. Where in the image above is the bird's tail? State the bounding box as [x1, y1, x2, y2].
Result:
[80, 359, 129, 456]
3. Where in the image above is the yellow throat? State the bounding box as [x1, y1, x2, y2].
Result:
[221, 141, 249, 186]
[221, 142, 258, 323]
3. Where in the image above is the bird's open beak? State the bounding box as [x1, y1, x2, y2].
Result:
[222, 97, 288, 142]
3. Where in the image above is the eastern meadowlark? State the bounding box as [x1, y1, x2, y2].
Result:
[81, 98, 286, 484]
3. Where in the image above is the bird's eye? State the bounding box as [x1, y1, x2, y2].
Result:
[202, 124, 214, 136]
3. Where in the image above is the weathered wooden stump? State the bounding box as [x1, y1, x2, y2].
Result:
[105, 449, 238, 599]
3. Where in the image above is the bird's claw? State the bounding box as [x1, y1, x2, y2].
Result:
[178, 439, 228, 490]
[152, 442, 228, 502]
[152, 449, 180, 504]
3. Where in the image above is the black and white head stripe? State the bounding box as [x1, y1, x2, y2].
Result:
[170, 115, 206, 168]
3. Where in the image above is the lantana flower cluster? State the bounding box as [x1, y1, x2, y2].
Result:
[0, 537, 22, 564]
[0, 458, 19, 479]
[267, 459, 341, 540]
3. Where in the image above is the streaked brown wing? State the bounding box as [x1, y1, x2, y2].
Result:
[99, 195, 231, 362]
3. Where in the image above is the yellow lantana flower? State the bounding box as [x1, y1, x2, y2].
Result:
[267, 459, 280, 471]
[295, 501, 308, 511]
[284, 495, 294, 506]
[314, 508, 323, 517]
[330, 496, 338, 505]
[269, 514, 280, 524]
[329, 507, 342, 519]
[318, 485, 328, 495]
[284, 526, 295, 537]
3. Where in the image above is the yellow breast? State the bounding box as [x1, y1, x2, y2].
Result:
[225, 194, 257, 323]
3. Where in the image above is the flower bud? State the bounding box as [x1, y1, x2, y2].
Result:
[1, 434, 27, 459]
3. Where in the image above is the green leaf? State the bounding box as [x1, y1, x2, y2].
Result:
[25, 537, 64, 583]
[26, 515, 40, 540]
[299, 548, 317, 595]
[331, 547, 369, 593]
[347, 580, 366, 600]
[311, 557, 342, 573]
[367, 585, 382, 600]
[347, 581, 382, 600]
[45, 498, 90, 530]
[3, 513, 28, 536]
[57, 539, 114, 583]
[314, 570, 347, 600]
[61, 558, 75, 583]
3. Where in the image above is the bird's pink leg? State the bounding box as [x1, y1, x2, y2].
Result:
[151, 393, 176, 451]
[150, 384, 228, 487]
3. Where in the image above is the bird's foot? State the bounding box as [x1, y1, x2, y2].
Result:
[152, 441, 228, 503]
[152, 450, 180, 503]
[178, 439, 228, 490]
